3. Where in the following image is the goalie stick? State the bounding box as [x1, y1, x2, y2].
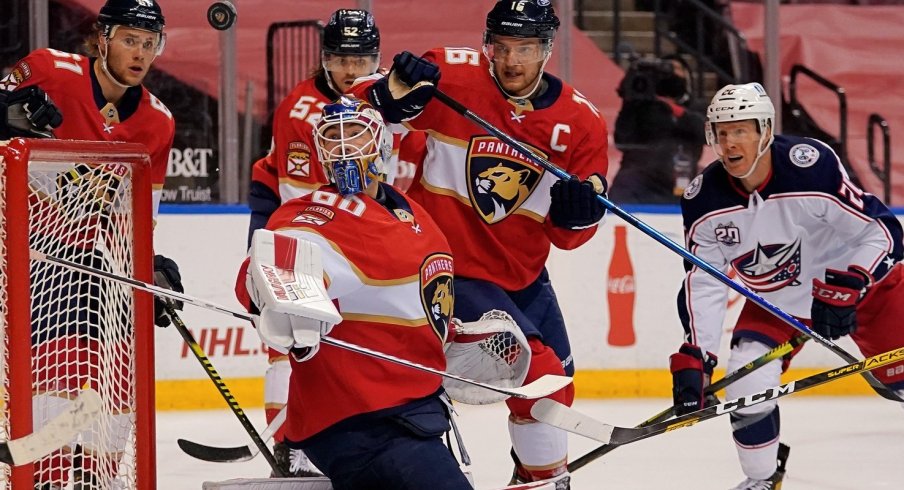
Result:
[432, 89, 904, 404]
[178, 405, 287, 463]
[0, 389, 102, 466]
[31, 249, 571, 401]
[568, 334, 808, 472]
[532, 346, 904, 447]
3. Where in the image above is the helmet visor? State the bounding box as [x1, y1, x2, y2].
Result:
[322, 53, 379, 75]
[482, 34, 551, 65]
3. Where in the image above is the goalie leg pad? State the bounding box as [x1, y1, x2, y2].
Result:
[265, 356, 291, 442]
[506, 339, 574, 420]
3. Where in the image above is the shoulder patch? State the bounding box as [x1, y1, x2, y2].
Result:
[789, 143, 819, 168]
[683, 174, 703, 200]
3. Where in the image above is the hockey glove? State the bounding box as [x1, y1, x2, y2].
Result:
[811, 267, 868, 340]
[247, 230, 342, 363]
[153, 254, 184, 328]
[670, 343, 718, 416]
[549, 173, 608, 229]
[368, 51, 440, 123]
[0, 86, 63, 139]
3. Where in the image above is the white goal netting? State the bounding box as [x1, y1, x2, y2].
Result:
[1, 140, 153, 490]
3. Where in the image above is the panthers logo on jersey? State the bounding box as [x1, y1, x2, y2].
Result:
[466, 136, 545, 224]
[420, 253, 454, 341]
[731, 238, 803, 292]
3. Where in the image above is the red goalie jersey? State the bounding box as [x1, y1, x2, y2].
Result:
[353, 47, 609, 290]
[236, 183, 453, 441]
[1, 48, 174, 216]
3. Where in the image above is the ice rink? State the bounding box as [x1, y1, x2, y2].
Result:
[160, 396, 904, 489]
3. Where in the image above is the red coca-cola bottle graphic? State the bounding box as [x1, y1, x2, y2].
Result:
[607, 225, 636, 346]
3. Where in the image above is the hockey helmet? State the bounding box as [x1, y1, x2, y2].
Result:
[705, 82, 774, 147]
[98, 0, 166, 33]
[323, 9, 380, 55]
[314, 96, 392, 196]
[485, 0, 560, 41]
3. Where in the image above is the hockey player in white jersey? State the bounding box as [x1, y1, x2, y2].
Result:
[671, 83, 904, 490]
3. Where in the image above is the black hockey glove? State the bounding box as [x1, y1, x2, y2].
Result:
[549, 174, 608, 229]
[368, 51, 440, 123]
[811, 267, 868, 340]
[670, 343, 718, 416]
[153, 254, 184, 328]
[0, 86, 63, 139]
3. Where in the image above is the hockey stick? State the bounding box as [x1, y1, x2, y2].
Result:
[432, 89, 903, 403]
[0, 389, 103, 466]
[30, 249, 571, 401]
[162, 304, 285, 477]
[532, 346, 904, 447]
[568, 334, 807, 472]
[177, 404, 287, 463]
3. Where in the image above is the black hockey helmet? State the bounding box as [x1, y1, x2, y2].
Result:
[322, 9, 380, 55]
[485, 0, 560, 41]
[98, 0, 166, 33]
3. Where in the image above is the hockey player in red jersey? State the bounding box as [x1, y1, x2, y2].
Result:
[672, 83, 904, 490]
[0, 1, 183, 487]
[237, 96, 472, 490]
[351, 1, 607, 485]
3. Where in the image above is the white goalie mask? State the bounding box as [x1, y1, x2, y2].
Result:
[313, 96, 392, 196]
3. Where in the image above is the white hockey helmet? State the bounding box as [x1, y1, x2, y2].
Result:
[705, 82, 774, 147]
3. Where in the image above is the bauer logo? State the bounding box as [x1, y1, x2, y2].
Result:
[168, 147, 213, 178]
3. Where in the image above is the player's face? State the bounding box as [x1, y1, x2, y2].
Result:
[105, 27, 160, 86]
[713, 120, 766, 177]
[488, 36, 547, 97]
[320, 121, 375, 159]
[324, 53, 379, 90]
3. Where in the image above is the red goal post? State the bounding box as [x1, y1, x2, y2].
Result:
[0, 138, 155, 489]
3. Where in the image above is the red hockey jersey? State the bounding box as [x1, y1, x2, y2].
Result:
[236, 183, 452, 441]
[354, 47, 609, 290]
[1, 48, 175, 217]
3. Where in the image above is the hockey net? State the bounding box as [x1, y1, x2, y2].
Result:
[0, 139, 155, 489]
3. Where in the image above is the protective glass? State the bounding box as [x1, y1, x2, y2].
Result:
[482, 34, 551, 65]
[322, 53, 379, 75]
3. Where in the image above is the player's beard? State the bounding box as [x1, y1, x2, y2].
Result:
[105, 51, 150, 88]
[492, 60, 544, 98]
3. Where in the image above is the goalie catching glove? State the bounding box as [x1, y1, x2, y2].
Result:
[443, 310, 530, 405]
[247, 229, 343, 362]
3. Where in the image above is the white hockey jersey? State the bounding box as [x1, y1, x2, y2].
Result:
[678, 134, 902, 354]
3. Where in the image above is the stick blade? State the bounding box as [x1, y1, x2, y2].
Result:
[5, 388, 103, 466]
[506, 375, 572, 399]
[178, 438, 256, 463]
[530, 399, 615, 444]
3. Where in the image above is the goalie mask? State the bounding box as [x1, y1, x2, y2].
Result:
[313, 96, 392, 196]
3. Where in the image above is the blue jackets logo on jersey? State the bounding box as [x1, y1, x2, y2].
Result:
[420, 253, 454, 341]
[731, 238, 803, 292]
[466, 136, 545, 224]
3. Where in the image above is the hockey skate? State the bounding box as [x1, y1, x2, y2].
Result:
[508, 449, 570, 490]
[729, 442, 790, 490]
[272, 442, 322, 478]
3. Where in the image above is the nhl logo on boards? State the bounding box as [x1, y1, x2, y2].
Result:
[789, 144, 819, 168]
[420, 253, 454, 342]
[466, 136, 545, 224]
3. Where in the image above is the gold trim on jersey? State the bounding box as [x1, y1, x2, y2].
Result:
[100, 102, 120, 125]
[424, 130, 468, 148]
[277, 225, 420, 287]
[340, 312, 428, 327]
